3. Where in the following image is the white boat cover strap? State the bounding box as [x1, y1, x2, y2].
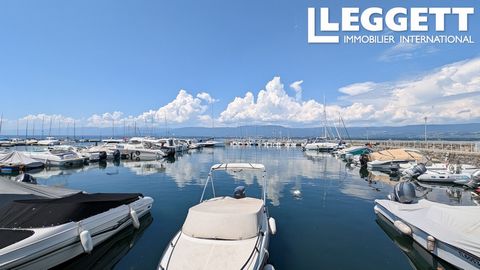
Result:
[376, 199, 480, 258]
[182, 197, 263, 240]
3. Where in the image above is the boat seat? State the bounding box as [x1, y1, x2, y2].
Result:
[182, 197, 263, 240]
[168, 232, 259, 270]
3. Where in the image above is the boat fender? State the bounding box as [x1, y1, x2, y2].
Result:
[130, 207, 140, 229]
[268, 217, 277, 235]
[263, 264, 275, 270]
[393, 220, 412, 236]
[80, 230, 93, 253]
[427, 235, 436, 252]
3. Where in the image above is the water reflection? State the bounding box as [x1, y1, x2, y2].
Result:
[53, 214, 153, 270]
[123, 160, 166, 176]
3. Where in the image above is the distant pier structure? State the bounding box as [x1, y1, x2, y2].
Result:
[352, 140, 480, 154]
[353, 139, 480, 165]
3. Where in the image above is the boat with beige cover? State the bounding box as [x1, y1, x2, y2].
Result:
[157, 163, 276, 270]
[368, 149, 427, 172]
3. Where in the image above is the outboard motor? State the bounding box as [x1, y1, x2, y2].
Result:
[234, 186, 246, 199]
[359, 154, 369, 167]
[113, 149, 121, 160]
[388, 182, 416, 204]
[16, 173, 37, 184]
[402, 163, 427, 179]
[98, 151, 107, 161]
[465, 170, 480, 189]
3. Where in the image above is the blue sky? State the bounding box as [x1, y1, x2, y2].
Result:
[0, 0, 479, 131]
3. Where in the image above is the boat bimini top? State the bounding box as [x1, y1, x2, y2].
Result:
[201, 163, 266, 203]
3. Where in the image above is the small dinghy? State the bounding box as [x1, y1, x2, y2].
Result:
[374, 182, 480, 270]
[0, 177, 153, 269]
[158, 163, 276, 270]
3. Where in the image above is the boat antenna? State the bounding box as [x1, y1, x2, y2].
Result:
[16, 119, 19, 137]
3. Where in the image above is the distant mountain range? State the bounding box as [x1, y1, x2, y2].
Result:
[3, 123, 480, 140]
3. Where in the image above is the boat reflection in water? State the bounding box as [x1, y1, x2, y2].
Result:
[376, 214, 458, 270]
[53, 214, 153, 270]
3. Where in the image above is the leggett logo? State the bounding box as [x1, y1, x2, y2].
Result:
[307, 7, 475, 44]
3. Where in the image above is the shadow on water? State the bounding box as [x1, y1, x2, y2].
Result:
[52, 213, 153, 270]
[375, 214, 458, 270]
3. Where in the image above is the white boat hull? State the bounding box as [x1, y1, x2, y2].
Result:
[374, 203, 480, 270]
[1, 196, 153, 269]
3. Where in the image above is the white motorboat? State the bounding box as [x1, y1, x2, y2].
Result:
[367, 160, 417, 172]
[374, 198, 480, 270]
[86, 142, 122, 160]
[368, 149, 427, 172]
[0, 178, 153, 269]
[119, 141, 171, 161]
[197, 139, 225, 148]
[25, 149, 87, 167]
[302, 138, 338, 152]
[158, 163, 276, 270]
[157, 138, 188, 153]
[416, 170, 474, 184]
[37, 137, 60, 146]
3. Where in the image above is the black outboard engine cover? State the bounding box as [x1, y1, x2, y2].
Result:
[360, 154, 369, 167]
[402, 163, 427, 178]
[234, 186, 246, 199]
[98, 151, 107, 161]
[389, 182, 416, 204]
[17, 173, 37, 184]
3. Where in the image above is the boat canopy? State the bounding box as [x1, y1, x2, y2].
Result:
[0, 151, 40, 167]
[376, 199, 480, 259]
[182, 197, 263, 240]
[210, 163, 265, 171]
[0, 192, 142, 228]
[369, 148, 426, 162]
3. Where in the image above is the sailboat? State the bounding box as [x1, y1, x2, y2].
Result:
[303, 96, 338, 152]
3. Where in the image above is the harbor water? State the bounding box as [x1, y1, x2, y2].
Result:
[23, 146, 473, 269]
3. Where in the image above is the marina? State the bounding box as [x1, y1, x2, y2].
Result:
[1, 142, 479, 269]
[1, 0, 479, 268]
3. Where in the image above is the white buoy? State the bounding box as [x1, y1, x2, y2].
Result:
[79, 230, 93, 253]
[268, 217, 277, 235]
[427, 235, 436, 251]
[130, 207, 140, 229]
[263, 264, 275, 270]
[394, 220, 412, 236]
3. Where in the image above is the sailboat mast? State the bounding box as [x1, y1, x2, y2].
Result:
[0, 113, 3, 136]
[25, 119, 29, 139]
[41, 116, 45, 139]
[323, 94, 327, 139]
[48, 117, 52, 137]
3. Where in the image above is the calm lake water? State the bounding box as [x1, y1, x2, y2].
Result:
[22, 146, 475, 269]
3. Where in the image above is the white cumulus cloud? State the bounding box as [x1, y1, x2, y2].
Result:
[218, 77, 374, 126]
[340, 57, 480, 125]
